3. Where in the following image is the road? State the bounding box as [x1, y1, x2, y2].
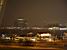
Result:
[0, 45, 63, 50]
[64, 39, 67, 50]
[0, 39, 64, 50]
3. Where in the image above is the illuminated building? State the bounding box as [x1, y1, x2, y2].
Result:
[0, 0, 8, 26]
[14, 17, 28, 28]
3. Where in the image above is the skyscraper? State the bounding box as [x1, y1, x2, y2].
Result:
[0, 0, 7, 26]
[14, 17, 28, 28]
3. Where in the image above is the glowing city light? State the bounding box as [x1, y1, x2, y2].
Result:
[48, 28, 53, 30]
[40, 33, 51, 37]
[17, 19, 24, 20]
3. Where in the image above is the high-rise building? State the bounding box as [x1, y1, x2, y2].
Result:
[0, 0, 8, 26]
[14, 17, 28, 28]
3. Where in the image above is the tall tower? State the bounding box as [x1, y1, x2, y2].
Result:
[0, 0, 8, 26]
[14, 17, 28, 28]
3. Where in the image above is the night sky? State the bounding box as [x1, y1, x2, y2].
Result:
[2, 0, 67, 27]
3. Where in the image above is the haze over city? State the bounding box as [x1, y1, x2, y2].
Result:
[1, 0, 67, 27]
